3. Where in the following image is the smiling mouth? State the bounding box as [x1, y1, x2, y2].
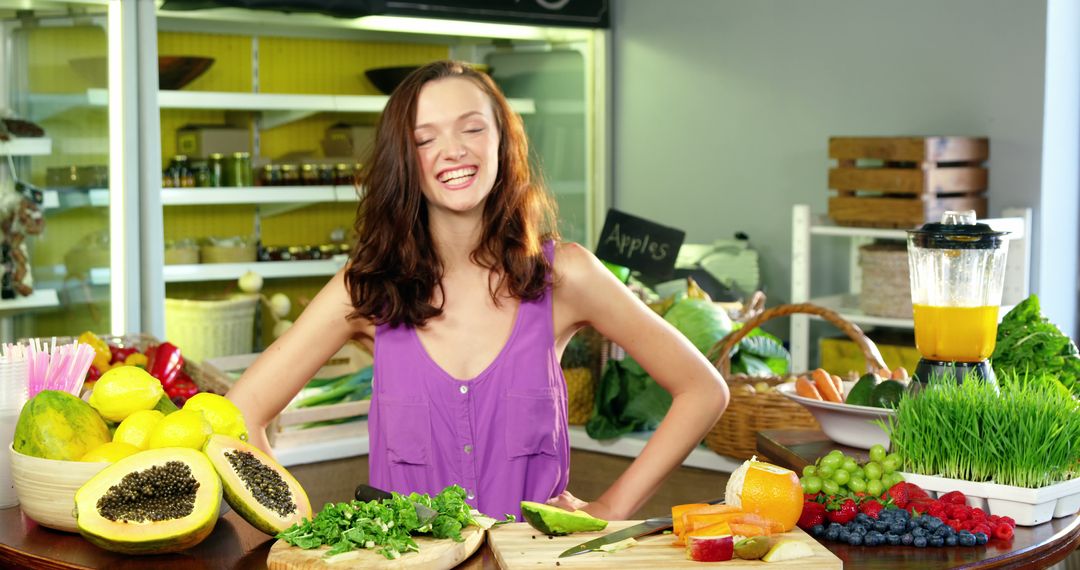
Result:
[437, 166, 478, 185]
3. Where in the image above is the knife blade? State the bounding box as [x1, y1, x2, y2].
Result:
[354, 484, 440, 525]
[558, 517, 673, 558]
[558, 497, 726, 558]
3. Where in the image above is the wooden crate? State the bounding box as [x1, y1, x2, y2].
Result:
[827, 136, 989, 228]
[201, 341, 372, 447]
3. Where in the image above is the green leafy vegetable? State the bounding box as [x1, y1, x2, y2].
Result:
[585, 359, 672, 439]
[992, 294, 1080, 398]
[275, 485, 513, 559]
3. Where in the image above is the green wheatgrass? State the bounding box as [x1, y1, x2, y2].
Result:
[881, 372, 1080, 488]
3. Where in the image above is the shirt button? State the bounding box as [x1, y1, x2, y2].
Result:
[459, 385, 468, 394]
[464, 444, 473, 453]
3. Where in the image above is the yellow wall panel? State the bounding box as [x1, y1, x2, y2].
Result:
[27, 25, 106, 93]
[260, 203, 357, 247]
[258, 37, 448, 95]
[157, 32, 253, 92]
[164, 205, 257, 242]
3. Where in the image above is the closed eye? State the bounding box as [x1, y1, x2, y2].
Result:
[416, 138, 433, 146]
[464, 127, 484, 134]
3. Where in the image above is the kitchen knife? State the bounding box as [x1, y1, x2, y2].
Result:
[354, 484, 440, 524]
[558, 516, 673, 557]
[558, 498, 725, 558]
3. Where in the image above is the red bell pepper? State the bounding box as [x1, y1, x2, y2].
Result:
[109, 345, 140, 365]
[147, 342, 184, 387]
[166, 378, 200, 407]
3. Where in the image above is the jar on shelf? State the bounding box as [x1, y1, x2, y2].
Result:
[317, 164, 335, 186]
[191, 161, 211, 188]
[287, 246, 311, 261]
[164, 155, 194, 188]
[300, 164, 319, 186]
[259, 164, 282, 187]
[334, 163, 353, 186]
[205, 153, 224, 187]
[224, 152, 252, 187]
[280, 164, 300, 186]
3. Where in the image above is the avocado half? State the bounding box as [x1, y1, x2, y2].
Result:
[203, 434, 312, 535]
[74, 447, 222, 555]
[520, 501, 608, 536]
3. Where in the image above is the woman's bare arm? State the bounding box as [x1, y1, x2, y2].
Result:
[552, 243, 729, 520]
[227, 269, 373, 455]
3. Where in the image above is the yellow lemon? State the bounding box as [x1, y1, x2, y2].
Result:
[181, 393, 249, 441]
[88, 366, 165, 423]
[80, 441, 141, 463]
[113, 409, 166, 450]
[146, 409, 213, 450]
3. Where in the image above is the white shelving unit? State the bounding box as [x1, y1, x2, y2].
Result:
[88, 257, 347, 286]
[0, 136, 51, 156]
[789, 204, 1032, 372]
[29, 89, 536, 127]
[0, 289, 60, 315]
[43, 185, 360, 211]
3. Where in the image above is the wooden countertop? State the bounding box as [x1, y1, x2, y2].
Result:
[758, 429, 1080, 569]
[1, 430, 1077, 569]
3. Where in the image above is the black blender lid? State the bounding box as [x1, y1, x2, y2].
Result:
[908, 210, 1009, 249]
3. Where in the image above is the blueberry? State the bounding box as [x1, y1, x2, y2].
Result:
[946, 535, 958, 547]
[825, 528, 840, 541]
[874, 520, 890, 532]
[974, 532, 988, 545]
[866, 535, 881, 547]
[839, 530, 851, 542]
[901, 533, 914, 546]
[848, 533, 863, 546]
[828, 522, 842, 532]
[894, 509, 910, 520]
[887, 534, 902, 545]
[914, 536, 928, 548]
[890, 522, 906, 534]
[912, 527, 927, 538]
[929, 536, 945, 547]
[924, 516, 943, 530]
[935, 525, 953, 537]
[848, 523, 865, 535]
[811, 524, 825, 537]
[906, 520, 919, 532]
[959, 533, 977, 546]
[856, 513, 872, 524]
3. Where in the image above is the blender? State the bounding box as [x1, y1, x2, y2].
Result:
[907, 210, 1009, 384]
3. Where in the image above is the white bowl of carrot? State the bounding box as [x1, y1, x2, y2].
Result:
[776, 371, 895, 450]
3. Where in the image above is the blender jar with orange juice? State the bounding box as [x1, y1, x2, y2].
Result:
[907, 211, 1009, 384]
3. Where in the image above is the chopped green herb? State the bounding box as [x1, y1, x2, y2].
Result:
[275, 485, 514, 559]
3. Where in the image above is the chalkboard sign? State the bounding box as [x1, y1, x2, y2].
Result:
[595, 209, 685, 280]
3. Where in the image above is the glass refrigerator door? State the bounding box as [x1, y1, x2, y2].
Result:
[1, 0, 135, 340]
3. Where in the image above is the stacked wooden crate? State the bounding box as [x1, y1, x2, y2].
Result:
[828, 136, 989, 227]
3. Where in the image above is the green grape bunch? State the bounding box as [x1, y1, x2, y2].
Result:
[799, 445, 904, 499]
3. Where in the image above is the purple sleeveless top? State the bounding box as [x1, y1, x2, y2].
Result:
[368, 242, 569, 519]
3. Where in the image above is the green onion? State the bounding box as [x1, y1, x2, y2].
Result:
[881, 371, 1080, 488]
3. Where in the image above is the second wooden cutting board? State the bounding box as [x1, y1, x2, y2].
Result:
[488, 521, 842, 569]
[266, 524, 484, 570]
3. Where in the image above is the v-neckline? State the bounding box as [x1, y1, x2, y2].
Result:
[411, 300, 524, 383]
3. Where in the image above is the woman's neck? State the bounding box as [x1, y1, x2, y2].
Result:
[429, 208, 484, 271]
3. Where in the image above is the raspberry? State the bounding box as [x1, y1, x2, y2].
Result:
[993, 523, 1014, 541]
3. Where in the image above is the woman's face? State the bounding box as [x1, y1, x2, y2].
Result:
[413, 77, 501, 216]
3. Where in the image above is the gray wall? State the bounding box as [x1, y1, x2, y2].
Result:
[611, 0, 1063, 337]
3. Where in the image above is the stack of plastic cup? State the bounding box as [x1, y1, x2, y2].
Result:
[0, 352, 28, 509]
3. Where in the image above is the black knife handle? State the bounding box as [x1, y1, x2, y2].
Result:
[355, 484, 394, 502]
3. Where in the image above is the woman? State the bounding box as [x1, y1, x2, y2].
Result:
[227, 60, 728, 521]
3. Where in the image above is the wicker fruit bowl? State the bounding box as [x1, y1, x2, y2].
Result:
[704, 303, 887, 460]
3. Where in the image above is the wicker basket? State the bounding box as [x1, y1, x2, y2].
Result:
[858, 242, 912, 319]
[99, 333, 232, 395]
[164, 295, 258, 364]
[703, 303, 887, 461]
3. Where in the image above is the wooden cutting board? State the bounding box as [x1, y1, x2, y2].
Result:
[488, 521, 842, 569]
[266, 524, 484, 570]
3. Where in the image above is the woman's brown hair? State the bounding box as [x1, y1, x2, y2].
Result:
[345, 60, 559, 327]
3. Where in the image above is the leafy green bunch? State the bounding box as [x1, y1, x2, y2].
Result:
[277, 485, 511, 559]
[884, 372, 1080, 488]
[992, 294, 1080, 398]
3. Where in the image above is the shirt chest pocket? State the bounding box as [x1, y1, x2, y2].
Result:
[504, 389, 559, 459]
[379, 399, 431, 465]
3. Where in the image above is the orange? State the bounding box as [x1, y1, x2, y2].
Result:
[724, 457, 804, 532]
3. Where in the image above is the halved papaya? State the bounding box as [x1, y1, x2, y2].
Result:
[74, 447, 221, 555]
[203, 434, 312, 535]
